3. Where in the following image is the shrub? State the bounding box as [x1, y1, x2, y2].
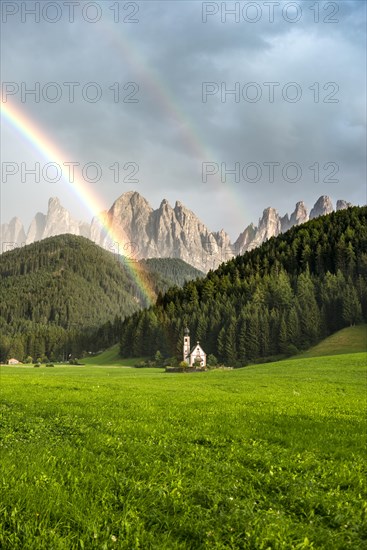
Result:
[33, 363, 41, 368]
[207, 354, 218, 367]
[154, 350, 163, 367]
[68, 358, 82, 365]
[285, 344, 299, 357]
[45, 363, 54, 367]
[135, 360, 148, 368]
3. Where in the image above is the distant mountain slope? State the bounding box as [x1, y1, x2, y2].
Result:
[119, 207, 367, 364]
[1, 193, 354, 271]
[0, 235, 146, 332]
[140, 258, 203, 290]
[0, 235, 203, 362]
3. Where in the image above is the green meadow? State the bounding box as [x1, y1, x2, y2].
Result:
[300, 325, 367, 358]
[0, 353, 366, 549]
[82, 346, 144, 367]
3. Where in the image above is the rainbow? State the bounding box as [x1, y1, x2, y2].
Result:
[100, 22, 208, 162]
[1, 13, 249, 307]
[96, 16, 247, 220]
[1, 99, 157, 305]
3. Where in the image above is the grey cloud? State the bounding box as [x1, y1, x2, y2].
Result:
[1, 0, 365, 236]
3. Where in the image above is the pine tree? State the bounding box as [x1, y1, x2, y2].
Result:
[296, 270, 321, 348]
[0, 335, 11, 363]
[237, 316, 247, 361]
[224, 317, 237, 365]
[217, 326, 226, 361]
[342, 283, 362, 326]
[279, 316, 288, 354]
[245, 310, 260, 361]
[287, 306, 300, 350]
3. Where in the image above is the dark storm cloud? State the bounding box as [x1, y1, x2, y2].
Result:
[1, 0, 366, 238]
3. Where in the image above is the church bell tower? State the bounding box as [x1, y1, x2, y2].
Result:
[183, 327, 190, 363]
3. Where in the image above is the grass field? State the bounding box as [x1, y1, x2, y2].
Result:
[300, 325, 367, 358]
[0, 353, 366, 549]
[82, 346, 146, 367]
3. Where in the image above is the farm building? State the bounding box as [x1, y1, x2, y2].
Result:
[7, 358, 22, 365]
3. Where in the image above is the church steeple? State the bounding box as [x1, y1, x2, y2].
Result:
[183, 327, 190, 362]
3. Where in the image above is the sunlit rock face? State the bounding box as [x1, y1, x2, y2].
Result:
[1, 193, 353, 271]
[310, 195, 334, 220]
[0, 217, 26, 252]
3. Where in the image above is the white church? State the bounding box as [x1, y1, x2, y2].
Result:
[183, 327, 207, 368]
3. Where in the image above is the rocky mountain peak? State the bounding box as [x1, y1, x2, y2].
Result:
[26, 212, 47, 244]
[289, 201, 308, 226]
[295, 200, 307, 212]
[336, 200, 352, 211]
[310, 195, 334, 219]
[258, 207, 281, 236]
[1, 193, 356, 271]
[260, 206, 278, 221]
[0, 217, 26, 252]
[234, 223, 257, 253]
[111, 191, 152, 211]
[8, 217, 23, 230]
[48, 196, 61, 209]
[159, 198, 172, 210]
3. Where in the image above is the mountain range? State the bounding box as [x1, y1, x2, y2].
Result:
[1, 192, 353, 271]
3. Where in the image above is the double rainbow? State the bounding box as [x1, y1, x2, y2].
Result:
[2, 11, 248, 306]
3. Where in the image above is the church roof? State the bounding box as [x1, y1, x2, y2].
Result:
[189, 343, 206, 355]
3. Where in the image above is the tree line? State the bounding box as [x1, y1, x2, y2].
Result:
[119, 207, 367, 365]
[0, 235, 201, 363]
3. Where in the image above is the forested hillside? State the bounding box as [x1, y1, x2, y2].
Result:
[119, 207, 367, 364]
[0, 235, 202, 362]
[141, 258, 203, 290]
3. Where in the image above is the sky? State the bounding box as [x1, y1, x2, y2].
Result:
[1, 0, 366, 240]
